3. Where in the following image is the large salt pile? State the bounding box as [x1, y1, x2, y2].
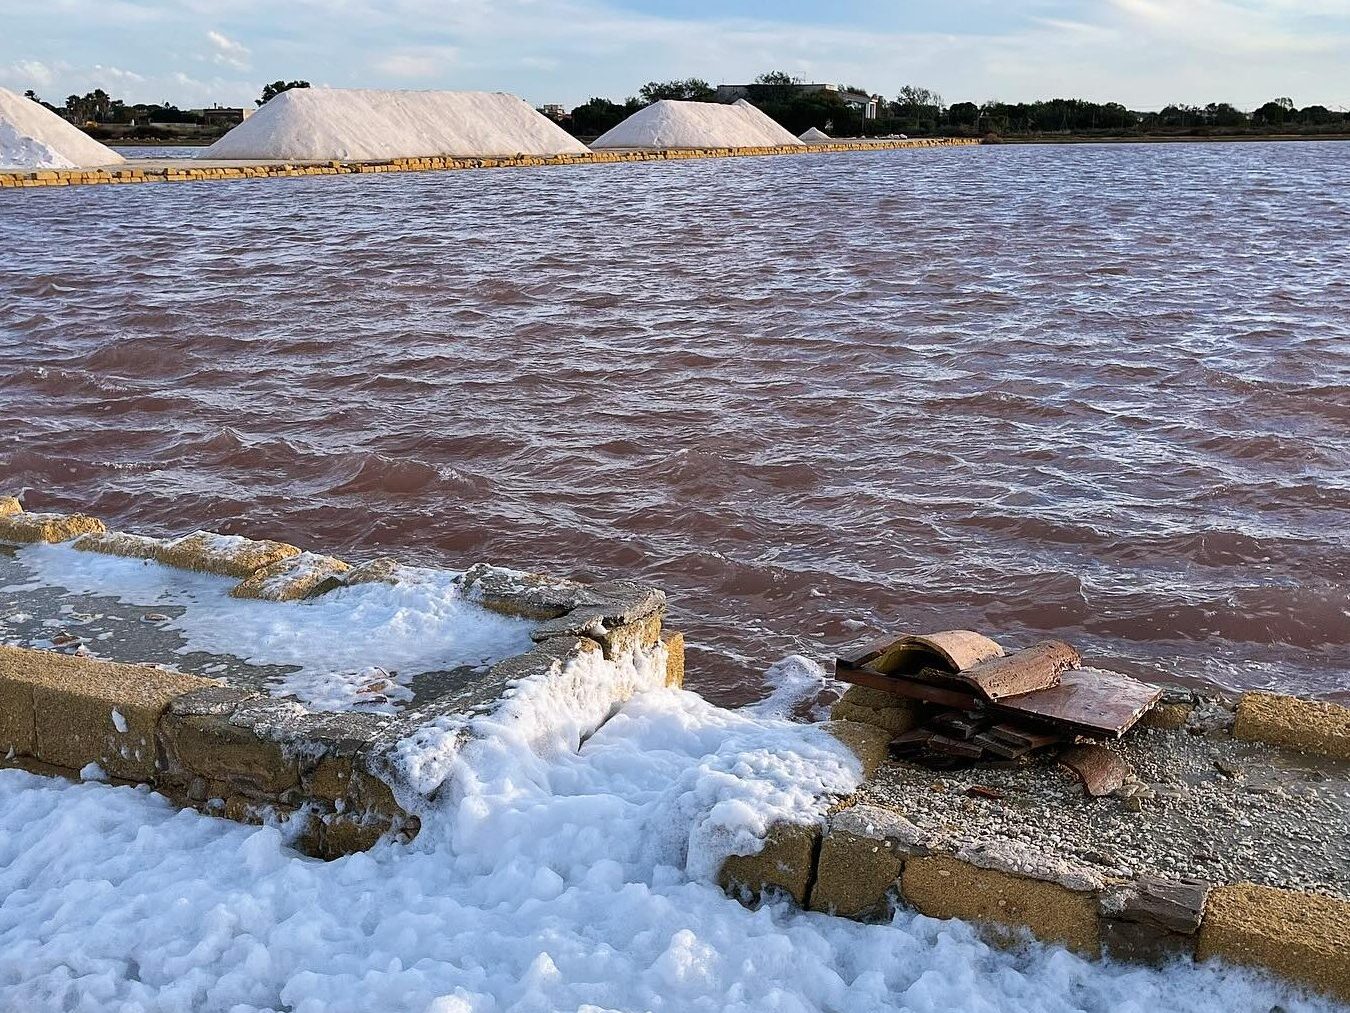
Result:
[800, 126, 831, 142]
[0, 87, 125, 169]
[202, 89, 589, 161]
[591, 98, 803, 150]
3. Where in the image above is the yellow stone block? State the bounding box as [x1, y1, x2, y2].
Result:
[2, 645, 216, 781]
[901, 854, 1100, 954]
[155, 529, 300, 579]
[1234, 692, 1350, 759]
[1197, 883, 1350, 1003]
[0, 509, 105, 544]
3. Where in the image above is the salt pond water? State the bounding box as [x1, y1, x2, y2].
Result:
[2, 141, 1346, 704]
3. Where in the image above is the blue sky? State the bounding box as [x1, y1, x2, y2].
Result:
[4, 0, 1347, 111]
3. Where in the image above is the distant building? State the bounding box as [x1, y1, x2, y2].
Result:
[192, 106, 249, 127]
[538, 103, 568, 120]
[714, 83, 879, 119]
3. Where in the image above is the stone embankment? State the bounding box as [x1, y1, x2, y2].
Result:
[0, 496, 681, 858]
[721, 682, 1350, 1004]
[0, 138, 978, 189]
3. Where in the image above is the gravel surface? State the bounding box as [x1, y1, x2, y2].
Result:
[857, 720, 1350, 899]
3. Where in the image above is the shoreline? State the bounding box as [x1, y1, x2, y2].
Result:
[994, 132, 1350, 145]
[0, 137, 977, 190]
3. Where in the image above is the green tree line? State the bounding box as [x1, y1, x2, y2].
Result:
[555, 73, 1349, 139]
[26, 77, 1350, 143]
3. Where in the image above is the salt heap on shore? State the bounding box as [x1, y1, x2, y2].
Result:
[799, 126, 831, 142]
[591, 99, 803, 150]
[202, 89, 589, 161]
[0, 87, 125, 169]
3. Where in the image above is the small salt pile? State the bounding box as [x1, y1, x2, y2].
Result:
[591, 98, 803, 150]
[0, 87, 125, 169]
[202, 88, 590, 161]
[800, 126, 832, 142]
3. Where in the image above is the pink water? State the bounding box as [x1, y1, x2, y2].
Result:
[3, 142, 1347, 703]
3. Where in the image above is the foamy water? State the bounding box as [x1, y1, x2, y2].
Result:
[0, 689, 1334, 1012]
[1, 141, 1348, 703]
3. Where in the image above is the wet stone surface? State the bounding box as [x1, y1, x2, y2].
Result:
[0, 546, 501, 713]
[856, 722, 1350, 900]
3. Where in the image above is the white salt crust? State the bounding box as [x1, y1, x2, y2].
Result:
[10, 543, 536, 713]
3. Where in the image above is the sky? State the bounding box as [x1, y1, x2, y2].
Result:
[3, 0, 1347, 112]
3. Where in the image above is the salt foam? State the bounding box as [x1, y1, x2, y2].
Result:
[0, 678, 1326, 1012]
[0, 87, 125, 170]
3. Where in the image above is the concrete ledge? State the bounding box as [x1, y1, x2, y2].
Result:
[1234, 691, 1350, 759]
[0, 138, 981, 190]
[1197, 883, 1350, 1002]
[725, 681, 1350, 1003]
[3, 507, 674, 857]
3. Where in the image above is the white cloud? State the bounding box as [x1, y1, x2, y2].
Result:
[1, 0, 1346, 110]
[4, 59, 55, 87]
[372, 49, 455, 78]
[91, 64, 145, 83]
[207, 29, 251, 71]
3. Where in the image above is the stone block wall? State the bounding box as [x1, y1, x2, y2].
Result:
[716, 684, 1350, 1003]
[0, 138, 981, 190]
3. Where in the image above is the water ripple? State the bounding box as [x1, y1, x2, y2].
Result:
[1, 142, 1348, 702]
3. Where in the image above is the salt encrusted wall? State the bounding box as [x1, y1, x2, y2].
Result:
[0, 501, 682, 857]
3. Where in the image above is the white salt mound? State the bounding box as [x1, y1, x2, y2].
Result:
[799, 126, 832, 142]
[202, 88, 589, 161]
[0, 87, 125, 169]
[591, 98, 803, 150]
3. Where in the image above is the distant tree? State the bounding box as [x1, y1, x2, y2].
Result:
[638, 78, 715, 104]
[1203, 102, 1247, 128]
[948, 101, 980, 130]
[1252, 100, 1289, 126]
[63, 89, 113, 123]
[1297, 104, 1336, 125]
[746, 71, 802, 106]
[892, 85, 944, 132]
[257, 80, 311, 107]
[569, 96, 641, 136]
[24, 89, 39, 102]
